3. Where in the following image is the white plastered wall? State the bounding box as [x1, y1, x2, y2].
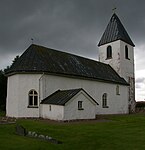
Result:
[40, 91, 96, 121]
[7, 72, 128, 118]
[98, 40, 135, 111]
[40, 74, 128, 114]
[6, 75, 19, 117]
[98, 40, 134, 80]
[64, 91, 96, 120]
[6, 74, 42, 118]
[40, 104, 64, 120]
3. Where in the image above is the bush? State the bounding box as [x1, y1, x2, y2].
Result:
[0, 70, 7, 111]
[0, 104, 6, 111]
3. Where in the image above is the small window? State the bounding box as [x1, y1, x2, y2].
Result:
[28, 90, 38, 107]
[107, 46, 112, 59]
[125, 45, 129, 59]
[49, 105, 51, 111]
[116, 85, 120, 95]
[102, 93, 108, 108]
[78, 101, 83, 110]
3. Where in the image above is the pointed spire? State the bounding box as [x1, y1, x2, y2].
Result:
[98, 13, 135, 47]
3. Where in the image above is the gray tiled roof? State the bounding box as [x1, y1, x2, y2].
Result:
[98, 13, 135, 47]
[40, 88, 98, 105]
[6, 44, 128, 85]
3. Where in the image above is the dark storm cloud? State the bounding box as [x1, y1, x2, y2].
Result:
[0, 0, 145, 69]
[135, 77, 145, 92]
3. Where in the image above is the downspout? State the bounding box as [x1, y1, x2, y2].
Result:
[39, 72, 45, 117]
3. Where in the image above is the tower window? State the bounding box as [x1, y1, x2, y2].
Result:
[125, 45, 129, 59]
[116, 85, 120, 95]
[106, 46, 112, 59]
[49, 105, 51, 111]
[102, 93, 108, 108]
[28, 90, 38, 107]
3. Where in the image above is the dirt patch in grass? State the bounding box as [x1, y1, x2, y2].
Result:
[26, 117, 111, 125]
[0, 117, 16, 124]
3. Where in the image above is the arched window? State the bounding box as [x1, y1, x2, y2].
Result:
[125, 45, 129, 59]
[107, 46, 112, 59]
[102, 93, 108, 108]
[116, 85, 120, 95]
[28, 90, 38, 107]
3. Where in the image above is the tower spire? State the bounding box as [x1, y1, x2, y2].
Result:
[98, 13, 135, 47]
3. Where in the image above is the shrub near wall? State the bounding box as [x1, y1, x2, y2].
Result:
[0, 70, 7, 111]
[136, 101, 145, 112]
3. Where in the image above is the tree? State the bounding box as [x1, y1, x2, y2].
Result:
[0, 70, 7, 110]
[12, 55, 19, 64]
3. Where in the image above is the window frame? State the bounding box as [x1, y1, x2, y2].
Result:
[125, 45, 130, 60]
[49, 105, 51, 111]
[78, 101, 84, 110]
[116, 85, 120, 95]
[28, 90, 38, 108]
[102, 93, 109, 108]
[106, 45, 112, 59]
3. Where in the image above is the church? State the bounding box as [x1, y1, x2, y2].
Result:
[5, 13, 135, 120]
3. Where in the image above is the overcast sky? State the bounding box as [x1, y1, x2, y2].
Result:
[0, 0, 145, 101]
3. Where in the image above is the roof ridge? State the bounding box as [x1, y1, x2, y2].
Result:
[40, 88, 98, 105]
[59, 88, 82, 92]
[40, 88, 82, 105]
[32, 44, 104, 64]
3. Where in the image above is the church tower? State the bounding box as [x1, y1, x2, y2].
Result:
[98, 13, 135, 112]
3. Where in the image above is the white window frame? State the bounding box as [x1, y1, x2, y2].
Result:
[102, 93, 109, 108]
[28, 90, 38, 108]
[106, 45, 112, 59]
[78, 101, 84, 110]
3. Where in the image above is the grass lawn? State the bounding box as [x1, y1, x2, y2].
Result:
[1, 114, 145, 150]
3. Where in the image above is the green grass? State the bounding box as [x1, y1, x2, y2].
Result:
[1, 114, 145, 149]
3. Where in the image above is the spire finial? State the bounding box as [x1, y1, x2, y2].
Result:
[112, 7, 117, 13]
[31, 38, 34, 44]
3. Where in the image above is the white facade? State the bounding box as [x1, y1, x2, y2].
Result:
[40, 91, 97, 121]
[40, 74, 128, 115]
[6, 72, 129, 118]
[98, 40, 134, 79]
[6, 74, 41, 118]
[63, 91, 97, 120]
[40, 104, 64, 120]
[98, 40, 135, 112]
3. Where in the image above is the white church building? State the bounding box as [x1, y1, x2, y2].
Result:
[6, 13, 135, 120]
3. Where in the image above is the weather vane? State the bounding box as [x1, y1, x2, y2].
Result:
[112, 7, 117, 13]
[31, 38, 34, 44]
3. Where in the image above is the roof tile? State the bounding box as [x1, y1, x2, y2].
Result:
[98, 13, 135, 47]
[6, 44, 128, 85]
[40, 88, 98, 105]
